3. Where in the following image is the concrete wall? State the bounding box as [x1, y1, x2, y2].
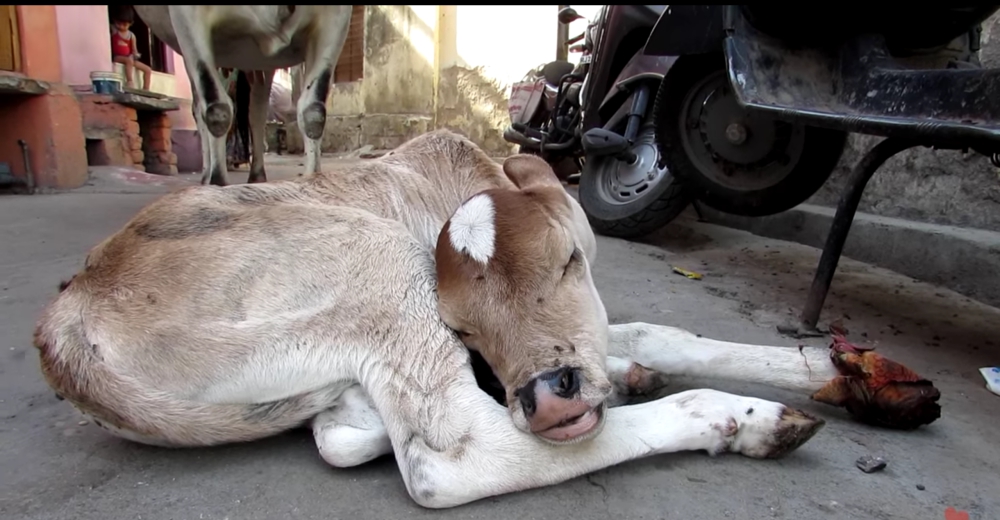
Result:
[323, 5, 437, 152]
[0, 6, 88, 189]
[436, 5, 557, 155]
[317, 5, 565, 156]
[806, 12, 1000, 233]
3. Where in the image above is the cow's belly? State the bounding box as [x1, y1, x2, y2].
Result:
[134, 5, 308, 71]
[209, 36, 307, 70]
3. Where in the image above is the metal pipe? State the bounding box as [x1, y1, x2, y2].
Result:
[797, 136, 917, 332]
[504, 126, 576, 152]
[17, 139, 34, 194]
[622, 85, 649, 143]
[556, 5, 570, 61]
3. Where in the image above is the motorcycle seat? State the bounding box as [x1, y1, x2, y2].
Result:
[542, 60, 576, 87]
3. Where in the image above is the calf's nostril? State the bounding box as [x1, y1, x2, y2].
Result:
[517, 385, 537, 417]
[545, 367, 581, 399]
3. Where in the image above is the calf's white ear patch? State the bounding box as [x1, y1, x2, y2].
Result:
[449, 193, 496, 264]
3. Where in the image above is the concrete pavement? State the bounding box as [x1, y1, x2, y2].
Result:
[2, 155, 999, 519]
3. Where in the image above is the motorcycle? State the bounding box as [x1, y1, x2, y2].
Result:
[641, 5, 1000, 333]
[504, 5, 693, 239]
[641, 5, 1000, 217]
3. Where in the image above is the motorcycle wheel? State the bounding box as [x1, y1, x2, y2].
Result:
[653, 56, 847, 217]
[578, 120, 693, 239]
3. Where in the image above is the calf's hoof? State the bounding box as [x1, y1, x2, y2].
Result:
[683, 390, 825, 460]
[725, 404, 826, 460]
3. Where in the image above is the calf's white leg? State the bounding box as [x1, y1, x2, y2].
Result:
[312, 355, 670, 466]
[607, 322, 839, 393]
[313, 385, 393, 468]
[345, 321, 822, 509]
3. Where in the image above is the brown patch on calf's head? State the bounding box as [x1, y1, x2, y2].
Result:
[435, 154, 610, 437]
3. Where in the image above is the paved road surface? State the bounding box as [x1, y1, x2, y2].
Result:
[2, 156, 999, 519]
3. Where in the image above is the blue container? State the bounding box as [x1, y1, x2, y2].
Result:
[90, 71, 122, 95]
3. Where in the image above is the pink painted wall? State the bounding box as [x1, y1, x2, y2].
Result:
[168, 51, 197, 131]
[171, 51, 193, 99]
[54, 5, 113, 86]
[52, 4, 197, 132]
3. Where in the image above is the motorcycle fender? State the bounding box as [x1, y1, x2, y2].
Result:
[508, 78, 546, 124]
[597, 53, 677, 114]
[643, 5, 726, 56]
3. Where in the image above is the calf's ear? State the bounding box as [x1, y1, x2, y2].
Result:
[502, 154, 562, 190]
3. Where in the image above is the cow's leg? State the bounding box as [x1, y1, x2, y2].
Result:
[167, 6, 232, 186]
[193, 101, 228, 186]
[297, 6, 351, 176]
[312, 384, 393, 468]
[606, 322, 839, 394]
[247, 70, 276, 184]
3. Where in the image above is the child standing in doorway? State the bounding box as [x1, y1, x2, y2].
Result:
[110, 10, 152, 91]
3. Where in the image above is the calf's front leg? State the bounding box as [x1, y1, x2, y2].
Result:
[607, 322, 941, 429]
[607, 322, 839, 393]
[333, 338, 822, 509]
[388, 385, 821, 509]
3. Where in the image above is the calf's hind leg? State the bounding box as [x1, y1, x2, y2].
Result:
[313, 385, 393, 468]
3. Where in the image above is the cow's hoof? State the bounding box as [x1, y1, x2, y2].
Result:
[204, 102, 233, 138]
[301, 102, 327, 139]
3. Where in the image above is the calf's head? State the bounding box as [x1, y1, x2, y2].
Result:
[436, 154, 610, 444]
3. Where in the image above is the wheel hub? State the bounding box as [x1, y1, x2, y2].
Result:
[601, 126, 668, 204]
[725, 122, 748, 145]
[680, 71, 807, 191]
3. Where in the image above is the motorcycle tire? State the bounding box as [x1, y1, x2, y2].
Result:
[578, 119, 693, 239]
[652, 55, 848, 217]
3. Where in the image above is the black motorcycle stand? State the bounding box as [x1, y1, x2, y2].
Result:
[778, 137, 921, 338]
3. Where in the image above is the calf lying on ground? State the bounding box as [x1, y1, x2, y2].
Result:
[35, 130, 937, 509]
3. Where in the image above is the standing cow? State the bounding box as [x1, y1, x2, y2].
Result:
[134, 6, 353, 185]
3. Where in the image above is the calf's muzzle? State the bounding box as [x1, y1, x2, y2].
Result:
[516, 366, 603, 442]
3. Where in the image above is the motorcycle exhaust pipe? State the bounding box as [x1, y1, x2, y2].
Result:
[504, 126, 576, 152]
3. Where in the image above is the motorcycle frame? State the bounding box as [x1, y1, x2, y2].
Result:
[506, 5, 673, 156]
[580, 5, 670, 133]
